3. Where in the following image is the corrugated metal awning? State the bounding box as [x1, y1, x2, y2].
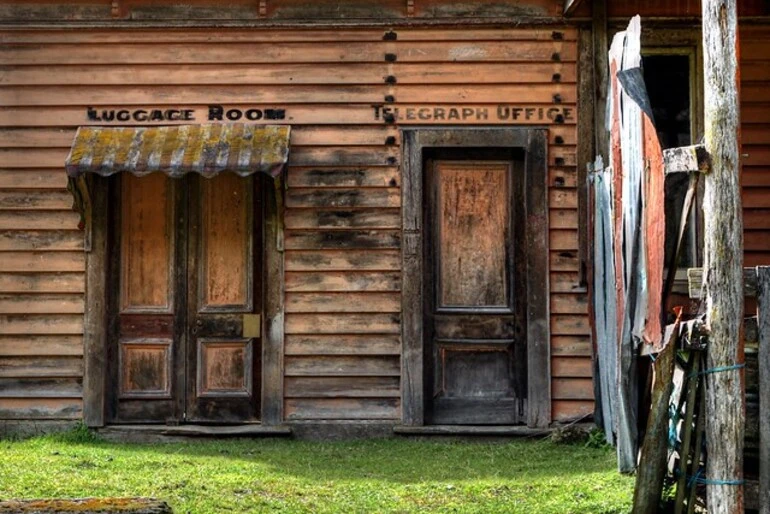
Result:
[65, 124, 290, 179]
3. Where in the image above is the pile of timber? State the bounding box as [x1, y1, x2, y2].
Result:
[0, 498, 172, 513]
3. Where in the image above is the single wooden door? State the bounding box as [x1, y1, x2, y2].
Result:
[424, 157, 527, 425]
[186, 174, 262, 423]
[109, 173, 262, 424]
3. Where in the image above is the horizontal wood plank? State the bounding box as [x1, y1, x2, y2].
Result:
[0, 314, 84, 335]
[285, 355, 400, 376]
[285, 376, 400, 398]
[0, 230, 84, 251]
[285, 208, 400, 229]
[552, 356, 592, 377]
[286, 292, 400, 312]
[0, 377, 82, 398]
[285, 271, 400, 292]
[0, 397, 82, 419]
[552, 377, 593, 400]
[0, 356, 83, 378]
[284, 398, 400, 420]
[0, 294, 84, 314]
[0, 335, 83, 356]
[0, 252, 84, 272]
[286, 188, 400, 208]
[552, 399, 594, 422]
[551, 336, 592, 357]
[285, 230, 401, 250]
[287, 167, 400, 188]
[0, 212, 81, 231]
[285, 249, 401, 271]
[285, 313, 400, 334]
[550, 314, 590, 336]
[0, 273, 84, 293]
[284, 334, 401, 355]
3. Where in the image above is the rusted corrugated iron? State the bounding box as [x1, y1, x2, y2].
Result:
[65, 123, 290, 179]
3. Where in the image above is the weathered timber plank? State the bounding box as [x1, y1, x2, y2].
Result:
[551, 336, 592, 357]
[663, 143, 710, 174]
[285, 292, 400, 313]
[757, 266, 770, 514]
[549, 209, 578, 229]
[0, 149, 68, 168]
[549, 167, 578, 187]
[552, 356, 593, 377]
[284, 376, 400, 398]
[286, 188, 400, 208]
[284, 208, 400, 229]
[284, 230, 400, 250]
[284, 334, 401, 356]
[292, 127, 398, 146]
[549, 188, 578, 208]
[0, 356, 83, 378]
[744, 188, 770, 208]
[550, 272, 585, 293]
[289, 147, 399, 167]
[687, 267, 758, 298]
[287, 167, 400, 188]
[550, 314, 591, 336]
[0, 212, 81, 231]
[0, 190, 72, 210]
[550, 293, 589, 314]
[0, 252, 84, 272]
[0, 41, 578, 65]
[0, 170, 68, 189]
[745, 210, 770, 229]
[285, 313, 400, 334]
[0, 294, 84, 314]
[0, 83, 579, 106]
[0, 128, 74, 146]
[0, 314, 84, 334]
[284, 355, 400, 376]
[284, 398, 399, 420]
[549, 229, 578, 250]
[549, 251, 579, 271]
[0, 398, 82, 419]
[0, 335, 82, 356]
[552, 377, 593, 400]
[0, 28, 577, 44]
[0, 105, 577, 127]
[746, 231, 770, 251]
[0, 273, 84, 293]
[285, 249, 401, 271]
[0, 377, 82, 398]
[285, 271, 400, 292]
[552, 399, 594, 422]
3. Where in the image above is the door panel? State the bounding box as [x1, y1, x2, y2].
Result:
[425, 158, 526, 425]
[437, 163, 509, 309]
[111, 174, 183, 423]
[187, 174, 261, 423]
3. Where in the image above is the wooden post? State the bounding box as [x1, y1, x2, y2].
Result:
[701, 1, 745, 511]
[758, 267, 770, 514]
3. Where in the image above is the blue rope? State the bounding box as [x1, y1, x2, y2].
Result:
[688, 363, 744, 379]
[678, 468, 745, 487]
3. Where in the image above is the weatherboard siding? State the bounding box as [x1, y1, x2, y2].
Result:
[0, 26, 585, 423]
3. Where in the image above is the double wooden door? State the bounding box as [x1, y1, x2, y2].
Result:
[107, 173, 262, 424]
[424, 153, 527, 425]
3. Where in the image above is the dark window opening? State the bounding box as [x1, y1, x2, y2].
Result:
[642, 54, 694, 268]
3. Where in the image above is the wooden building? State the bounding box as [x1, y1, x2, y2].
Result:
[0, 0, 768, 438]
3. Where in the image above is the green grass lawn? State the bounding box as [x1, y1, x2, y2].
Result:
[0, 428, 633, 513]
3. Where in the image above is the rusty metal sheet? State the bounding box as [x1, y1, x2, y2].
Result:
[65, 124, 290, 179]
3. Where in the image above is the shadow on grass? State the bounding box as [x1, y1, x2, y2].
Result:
[14, 433, 618, 485]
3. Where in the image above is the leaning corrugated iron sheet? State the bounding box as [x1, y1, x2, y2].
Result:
[65, 124, 290, 179]
[592, 15, 666, 473]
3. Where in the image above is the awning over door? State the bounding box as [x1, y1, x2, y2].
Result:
[65, 123, 290, 179]
[65, 123, 290, 239]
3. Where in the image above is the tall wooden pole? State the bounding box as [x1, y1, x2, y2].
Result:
[702, 1, 745, 512]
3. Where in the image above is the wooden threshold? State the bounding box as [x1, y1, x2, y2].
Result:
[100, 424, 292, 438]
[392, 425, 553, 437]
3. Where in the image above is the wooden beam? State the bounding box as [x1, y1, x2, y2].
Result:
[687, 267, 758, 299]
[758, 266, 770, 514]
[663, 144, 711, 174]
[592, 0, 609, 165]
[701, 0, 745, 511]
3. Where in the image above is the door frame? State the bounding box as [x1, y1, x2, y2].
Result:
[82, 173, 286, 427]
[401, 127, 551, 428]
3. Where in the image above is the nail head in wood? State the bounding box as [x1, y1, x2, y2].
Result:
[553, 94, 562, 104]
[384, 95, 395, 103]
[385, 136, 397, 145]
[383, 30, 398, 41]
[385, 75, 397, 84]
[551, 52, 561, 62]
[385, 53, 397, 63]
[554, 135, 564, 144]
[552, 73, 562, 83]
